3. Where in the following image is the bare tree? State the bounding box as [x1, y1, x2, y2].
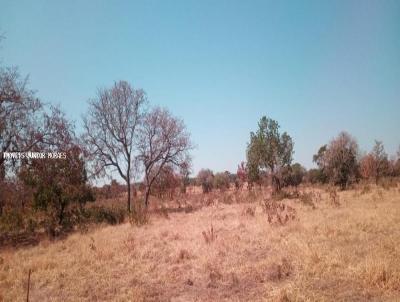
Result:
[0, 68, 67, 184]
[138, 107, 192, 207]
[359, 153, 376, 180]
[0, 65, 91, 217]
[0, 67, 42, 170]
[83, 81, 146, 212]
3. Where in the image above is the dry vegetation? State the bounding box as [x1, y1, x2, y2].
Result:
[1, 184, 400, 302]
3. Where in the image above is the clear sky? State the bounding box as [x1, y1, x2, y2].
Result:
[1, 0, 399, 175]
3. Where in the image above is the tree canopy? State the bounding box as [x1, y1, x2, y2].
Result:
[246, 116, 294, 191]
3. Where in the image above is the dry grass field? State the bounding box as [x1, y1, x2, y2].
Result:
[1, 184, 400, 301]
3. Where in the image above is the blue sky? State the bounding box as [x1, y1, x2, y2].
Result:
[1, 0, 399, 175]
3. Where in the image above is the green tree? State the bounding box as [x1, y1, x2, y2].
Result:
[372, 140, 389, 183]
[197, 169, 214, 193]
[22, 146, 94, 226]
[306, 168, 328, 184]
[323, 132, 359, 189]
[213, 171, 231, 191]
[312, 144, 329, 183]
[313, 145, 327, 168]
[281, 163, 306, 187]
[150, 164, 179, 199]
[246, 116, 294, 192]
[179, 160, 192, 194]
[20, 108, 94, 228]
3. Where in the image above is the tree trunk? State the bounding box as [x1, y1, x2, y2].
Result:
[127, 177, 131, 213]
[272, 174, 281, 193]
[58, 199, 66, 225]
[144, 186, 151, 208]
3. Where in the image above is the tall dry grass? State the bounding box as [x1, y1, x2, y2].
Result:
[1, 184, 399, 301]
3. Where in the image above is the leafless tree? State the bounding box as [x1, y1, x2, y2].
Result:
[82, 81, 146, 212]
[359, 153, 376, 180]
[0, 67, 42, 170]
[138, 107, 193, 207]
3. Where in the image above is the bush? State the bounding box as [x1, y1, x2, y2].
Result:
[66, 206, 126, 228]
[85, 206, 126, 225]
[281, 163, 306, 187]
[20, 144, 96, 225]
[197, 169, 214, 193]
[272, 189, 299, 201]
[307, 168, 328, 184]
[150, 165, 180, 199]
[213, 172, 231, 191]
[0, 209, 24, 234]
[321, 132, 359, 189]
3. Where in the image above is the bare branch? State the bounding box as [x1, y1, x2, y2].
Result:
[82, 81, 146, 212]
[137, 107, 193, 207]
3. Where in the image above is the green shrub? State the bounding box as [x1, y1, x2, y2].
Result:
[86, 206, 126, 225]
[213, 172, 231, 191]
[73, 206, 126, 226]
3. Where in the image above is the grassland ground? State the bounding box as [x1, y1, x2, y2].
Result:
[1, 184, 400, 301]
